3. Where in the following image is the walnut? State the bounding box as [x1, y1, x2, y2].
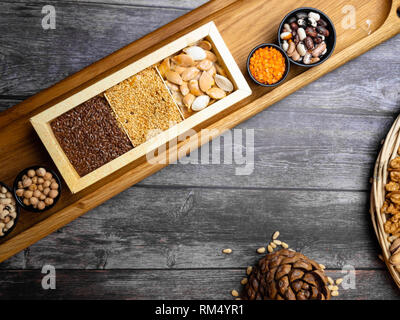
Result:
[390, 157, 400, 170]
[390, 171, 400, 182]
[387, 203, 400, 215]
[385, 220, 399, 234]
[382, 200, 389, 214]
[386, 181, 400, 192]
[388, 192, 400, 205]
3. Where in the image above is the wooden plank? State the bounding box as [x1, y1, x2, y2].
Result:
[0, 188, 383, 269]
[0, 269, 397, 299]
[0, 2, 194, 96]
[2, 2, 399, 98]
[138, 111, 394, 190]
[2, 34, 399, 115]
[0, 102, 396, 191]
[5, 0, 209, 9]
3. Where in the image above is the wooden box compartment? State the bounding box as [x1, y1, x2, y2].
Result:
[30, 21, 251, 194]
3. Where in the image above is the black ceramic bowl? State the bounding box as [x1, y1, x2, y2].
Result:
[278, 7, 336, 67]
[13, 166, 62, 213]
[0, 181, 20, 237]
[247, 43, 290, 87]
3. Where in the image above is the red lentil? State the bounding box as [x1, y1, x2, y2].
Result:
[249, 47, 286, 85]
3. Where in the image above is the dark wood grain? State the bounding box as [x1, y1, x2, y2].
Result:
[0, 0, 399, 299]
[0, 188, 382, 269]
[0, 269, 397, 300]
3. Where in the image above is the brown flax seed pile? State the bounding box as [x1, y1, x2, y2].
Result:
[50, 95, 134, 177]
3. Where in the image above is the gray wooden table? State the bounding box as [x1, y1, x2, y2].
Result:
[1, 0, 400, 299]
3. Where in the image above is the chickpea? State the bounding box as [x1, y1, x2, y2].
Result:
[32, 176, 38, 184]
[44, 172, 52, 181]
[50, 178, 56, 184]
[37, 201, 46, 210]
[23, 190, 33, 199]
[48, 190, 58, 199]
[43, 188, 50, 196]
[3, 216, 10, 224]
[30, 197, 39, 206]
[28, 184, 37, 191]
[43, 180, 51, 188]
[5, 192, 11, 198]
[16, 189, 24, 197]
[22, 175, 28, 180]
[27, 169, 36, 178]
[50, 182, 59, 190]
[36, 168, 46, 177]
[37, 185, 44, 192]
[17, 181, 23, 189]
[38, 178, 45, 184]
[44, 198, 53, 206]
[39, 194, 46, 201]
[33, 190, 42, 198]
[22, 178, 32, 188]
[23, 198, 30, 206]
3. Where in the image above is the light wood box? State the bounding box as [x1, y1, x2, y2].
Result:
[30, 21, 252, 193]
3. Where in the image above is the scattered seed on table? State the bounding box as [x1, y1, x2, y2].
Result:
[281, 242, 289, 249]
[257, 247, 266, 254]
[222, 249, 232, 254]
[331, 285, 339, 291]
[273, 239, 282, 245]
[335, 278, 343, 285]
[267, 245, 273, 253]
[241, 278, 248, 285]
[270, 242, 277, 249]
[231, 290, 239, 297]
[272, 231, 280, 240]
[246, 266, 253, 275]
[319, 264, 326, 270]
[331, 290, 339, 297]
[327, 277, 334, 285]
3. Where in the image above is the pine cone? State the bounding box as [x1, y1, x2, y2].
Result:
[242, 249, 331, 300]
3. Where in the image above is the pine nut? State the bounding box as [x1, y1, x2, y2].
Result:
[273, 239, 282, 245]
[331, 290, 339, 297]
[231, 290, 239, 297]
[267, 245, 273, 253]
[257, 247, 266, 254]
[241, 278, 248, 285]
[281, 242, 289, 249]
[272, 231, 280, 240]
[222, 249, 232, 254]
[335, 278, 343, 285]
[246, 266, 253, 275]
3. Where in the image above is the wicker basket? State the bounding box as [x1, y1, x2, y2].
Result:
[371, 115, 400, 289]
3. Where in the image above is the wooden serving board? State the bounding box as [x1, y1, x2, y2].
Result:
[0, 0, 399, 263]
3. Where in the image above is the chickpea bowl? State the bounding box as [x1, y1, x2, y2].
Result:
[13, 166, 62, 212]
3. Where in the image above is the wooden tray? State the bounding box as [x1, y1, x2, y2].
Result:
[0, 0, 399, 263]
[30, 22, 251, 193]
